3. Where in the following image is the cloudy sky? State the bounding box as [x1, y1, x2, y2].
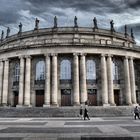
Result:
[0, 0, 140, 44]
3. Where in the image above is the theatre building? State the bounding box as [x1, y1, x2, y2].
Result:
[0, 21, 140, 107]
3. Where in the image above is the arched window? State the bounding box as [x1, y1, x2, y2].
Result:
[13, 63, 20, 82]
[36, 61, 45, 80]
[60, 59, 71, 80]
[113, 61, 119, 80]
[86, 60, 96, 80]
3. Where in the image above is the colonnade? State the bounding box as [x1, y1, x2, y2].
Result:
[0, 53, 137, 106]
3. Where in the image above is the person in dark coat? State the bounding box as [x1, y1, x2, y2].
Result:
[84, 107, 90, 120]
[79, 105, 83, 119]
[134, 106, 140, 120]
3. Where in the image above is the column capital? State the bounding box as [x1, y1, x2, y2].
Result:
[18, 55, 25, 59]
[129, 56, 134, 60]
[80, 53, 87, 56]
[73, 52, 79, 56]
[25, 55, 31, 59]
[3, 58, 9, 62]
[124, 56, 129, 59]
[101, 54, 107, 57]
[0, 59, 3, 62]
[51, 53, 57, 56]
[44, 53, 51, 57]
[107, 54, 113, 57]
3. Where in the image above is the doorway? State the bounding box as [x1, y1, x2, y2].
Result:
[87, 89, 97, 106]
[36, 90, 44, 107]
[114, 90, 120, 106]
[14, 91, 18, 107]
[61, 89, 71, 106]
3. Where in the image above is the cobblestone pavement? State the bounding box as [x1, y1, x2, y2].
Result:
[0, 117, 140, 140]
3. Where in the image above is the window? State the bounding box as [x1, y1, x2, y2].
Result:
[86, 60, 96, 80]
[60, 59, 71, 80]
[113, 61, 119, 80]
[36, 61, 45, 80]
[13, 63, 20, 82]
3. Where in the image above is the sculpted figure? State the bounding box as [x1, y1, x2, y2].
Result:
[6, 27, 10, 38]
[18, 22, 22, 34]
[35, 18, 39, 30]
[54, 16, 57, 28]
[93, 17, 98, 29]
[1, 30, 4, 41]
[124, 24, 128, 37]
[74, 16, 78, 27]
[131, 28, 134, 39]
[110, 20, 115, 32]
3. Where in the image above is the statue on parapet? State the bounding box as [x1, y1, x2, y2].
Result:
[74, 16, 78, 27]
[6, 27, 10, 38]
[131, 28, 134, 39]
[124, 24, 128, 37]
[54, 16, 57, 28]
[1, 30, 4, 41]
[34, 18, 39, 30]
[18, 22, 22, 34]
[110, 20, 115, 32]
[93, 17, 98, 29]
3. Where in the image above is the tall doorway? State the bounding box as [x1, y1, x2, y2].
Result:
[61, 89, 71, 106]
[36, 90, 44, 107]
[114, 90, 120, 106]
[14, 91, 18, 107]
[87, 89, 97, 106]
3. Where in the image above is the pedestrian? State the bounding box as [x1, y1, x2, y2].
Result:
[79, 105, 83, 119]
[84, 107, 90, 120]
[134, 106, 140, 120]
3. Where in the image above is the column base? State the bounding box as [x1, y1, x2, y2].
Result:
[131, 103, 139, 106]
[110, 103, 116, 106]
[51, 102, 58, 107]
[16, 105, 24, 108]
[103, 103, 110, 107]
[1, 103, 8, 107]
[23, 104, 32, 107]
[43, 104, 50, 107]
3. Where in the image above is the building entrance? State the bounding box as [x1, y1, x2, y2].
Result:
[14, 91, 18, 107]
[114, 90, 120, 106]
[87, 89, 97, 106]
[61, 89, 71, 106]
[36, 90, 44, 107]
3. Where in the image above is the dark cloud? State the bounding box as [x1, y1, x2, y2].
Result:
[127, 0, 140, 9]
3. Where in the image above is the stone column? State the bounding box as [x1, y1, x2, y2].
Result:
[44, 54, 51, 107]
[51, 53, 58, 106]
[17, 56, 25, 107]
[107, 55, 115, 105]
[124, 56, 132, 105]
[24, 56, 31, 106]
[73, 53, 80, 105]
[80, 53, 87, 104]
[129, 57, 137, 105]
[0, 60, 4, 104]
[101, 54, 109, 106]
[2, 59, 9, 106]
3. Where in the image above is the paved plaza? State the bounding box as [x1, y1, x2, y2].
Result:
[0, 117, 139, 140]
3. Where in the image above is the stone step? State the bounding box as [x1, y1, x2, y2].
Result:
[0, 106, 135, 117]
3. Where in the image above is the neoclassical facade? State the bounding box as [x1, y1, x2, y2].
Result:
[0, 26, 140, 107]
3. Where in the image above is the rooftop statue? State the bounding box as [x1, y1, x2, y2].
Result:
[74, 16, 78, 27]
[1, 30, 4, 41]
[131, 28, 134, 39]
[110, 20, 115, 32]
[34, 18, 39, 30]
[18, 22, 22, 34]
[6, 27, 10, 38]
[93, 17, 98, 29]
[54, 16, 57, 28]
[124, 24, 128, 37]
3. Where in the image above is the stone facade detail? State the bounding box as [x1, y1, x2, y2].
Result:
[0, 27, 139, 107]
